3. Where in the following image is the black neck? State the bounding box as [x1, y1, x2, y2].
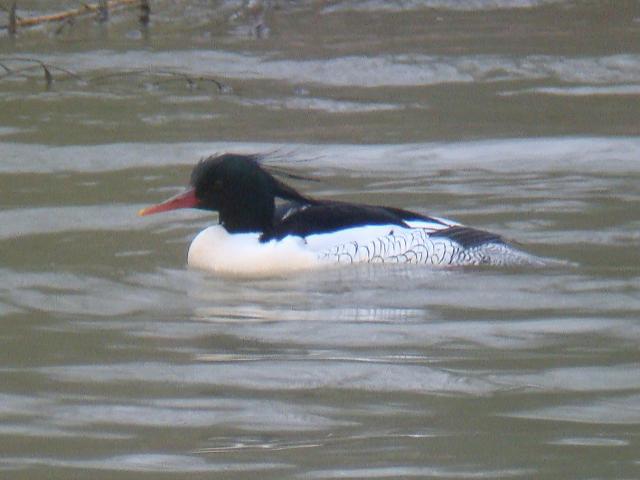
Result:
[218, 199, 274, 234]
[216, 175, 275, 234]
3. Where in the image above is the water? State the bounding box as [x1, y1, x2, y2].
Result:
[1, 1, 640, 478]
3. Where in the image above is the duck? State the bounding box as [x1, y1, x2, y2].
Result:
[139, 153, 542, 275]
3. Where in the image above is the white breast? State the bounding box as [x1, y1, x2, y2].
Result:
[187, 226, 318, 275]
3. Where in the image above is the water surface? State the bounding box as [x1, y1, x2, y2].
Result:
[1, 1, 639, 479]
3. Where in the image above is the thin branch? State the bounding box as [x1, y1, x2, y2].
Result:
[96, 0, 109, 23]
[0, 59, 229, 95]
[90, 68, 227, 92]
[8, 1, 16, 35]
[42, 64, 53, 88]
[0, 57, 83, 82]
[139, 0, 150, 26]
[9, 0, 139, 29]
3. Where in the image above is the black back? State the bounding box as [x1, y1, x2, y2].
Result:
[264, 201, 448, 241]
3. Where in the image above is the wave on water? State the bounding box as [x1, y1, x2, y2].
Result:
[321, 0, 567, 13]
[1, 137, 639, 174]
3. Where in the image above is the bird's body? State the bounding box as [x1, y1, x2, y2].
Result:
[139, 153, 543, 275]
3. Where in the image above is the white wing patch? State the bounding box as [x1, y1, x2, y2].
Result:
[404, 217, 460, 229]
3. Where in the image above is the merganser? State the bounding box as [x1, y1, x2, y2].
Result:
[139, 153, 542, 275]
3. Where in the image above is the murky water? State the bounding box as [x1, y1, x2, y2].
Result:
[1, 1, 640, 478]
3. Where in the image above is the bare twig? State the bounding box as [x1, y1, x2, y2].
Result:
[8, 1, 16, 35]
[0, 57, 82, 83]
[53, 17, 74, 35]
[0, 58, 229, 95]
[152, 69, 226, 92]
[96, 0, 109, 23]
[139, 0, 150, 27]
[7, 0, 139, 29]
[42, 64, 53, 88]
[90, 68, 227, 92]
